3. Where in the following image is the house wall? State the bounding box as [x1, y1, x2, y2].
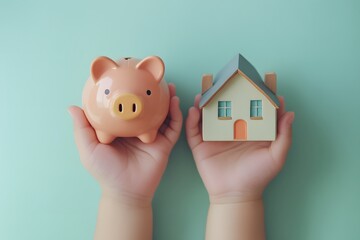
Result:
[202, 73, 277, 141]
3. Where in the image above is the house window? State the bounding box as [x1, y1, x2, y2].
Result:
[250, 100, 262, 119]
[218, 101, 232, 119]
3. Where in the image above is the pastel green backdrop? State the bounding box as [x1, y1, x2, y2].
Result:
[1, 0, 359, 239]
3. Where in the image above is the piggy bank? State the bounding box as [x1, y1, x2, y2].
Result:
[82, 56, 170, 144]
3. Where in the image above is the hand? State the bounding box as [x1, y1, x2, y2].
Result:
[69, 83, 183, 203]
[186, 94, 294, 203]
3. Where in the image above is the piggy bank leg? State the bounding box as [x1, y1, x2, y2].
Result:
[138, 130, 158, 143]
[96, 130, 116, 144]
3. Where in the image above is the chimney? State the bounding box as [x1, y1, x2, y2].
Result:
[264, 72, 277, 94]
[202, 74, 213, 94]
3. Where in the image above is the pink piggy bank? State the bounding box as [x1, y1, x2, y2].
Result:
[82, 56, 170, 144]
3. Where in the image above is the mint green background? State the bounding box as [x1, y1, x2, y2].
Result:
[1, 0, 359, 239]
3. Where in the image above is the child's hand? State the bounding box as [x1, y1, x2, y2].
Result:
[186, 94, 294, 203]
[69, 83, 183, 204]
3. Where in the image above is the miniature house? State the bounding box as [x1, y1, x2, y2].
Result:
[200, 54, 280, 141]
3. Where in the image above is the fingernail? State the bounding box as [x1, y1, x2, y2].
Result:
[171, 95, 179, 103]
[288, 112, 295, 124]
[67, 107, 74, 118]
[188, 107, 194, 114]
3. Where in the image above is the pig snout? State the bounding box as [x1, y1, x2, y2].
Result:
[112, 94, 143, 120]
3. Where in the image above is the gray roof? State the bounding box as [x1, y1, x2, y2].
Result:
[199, 53, 280, 108]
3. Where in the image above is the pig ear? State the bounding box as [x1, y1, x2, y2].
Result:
[91, 56, 118, 82]
[136, 56, 165, 83]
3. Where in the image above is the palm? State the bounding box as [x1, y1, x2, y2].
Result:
[85, 132, 175, 197]
[70, 84, 182, 199]
[192, 141, 277, 197]
[186, 94, 293, 200]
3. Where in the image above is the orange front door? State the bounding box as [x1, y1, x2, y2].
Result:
[234, 120, 247, 140]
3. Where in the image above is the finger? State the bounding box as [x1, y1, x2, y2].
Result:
[163, 96, 183, 144]
[277, 96, 285, 120]
[194, 93, 203, 130]
[194, 94, 201, 109]
[159, 83, 177, 135]
[270, 111, 295, 167]
[159, 116, 170, 134]
[186, 106, 203, 149]
[168, 83, 176, 99]
[68, 106, 98, 154]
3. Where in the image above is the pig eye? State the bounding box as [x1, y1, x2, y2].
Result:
[146, 90, 152, 96]
[104, 89, 110, 95]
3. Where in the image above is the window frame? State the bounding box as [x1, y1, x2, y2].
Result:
[250, 100, 263, 120]
[218, 101, 232, 120]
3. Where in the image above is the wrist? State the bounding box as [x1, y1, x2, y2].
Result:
[95, 189, 153, 240]
[101, 189, 152, 208]
[209, 191, 263, 204]
[206, 197, 265, 240]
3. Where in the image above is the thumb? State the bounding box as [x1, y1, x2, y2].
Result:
[270, 112, 295, 166]
[68, 106, 98, 153]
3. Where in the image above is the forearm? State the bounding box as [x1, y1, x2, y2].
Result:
[94, 192, 153, 240]
[205, 198, 265, 240]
